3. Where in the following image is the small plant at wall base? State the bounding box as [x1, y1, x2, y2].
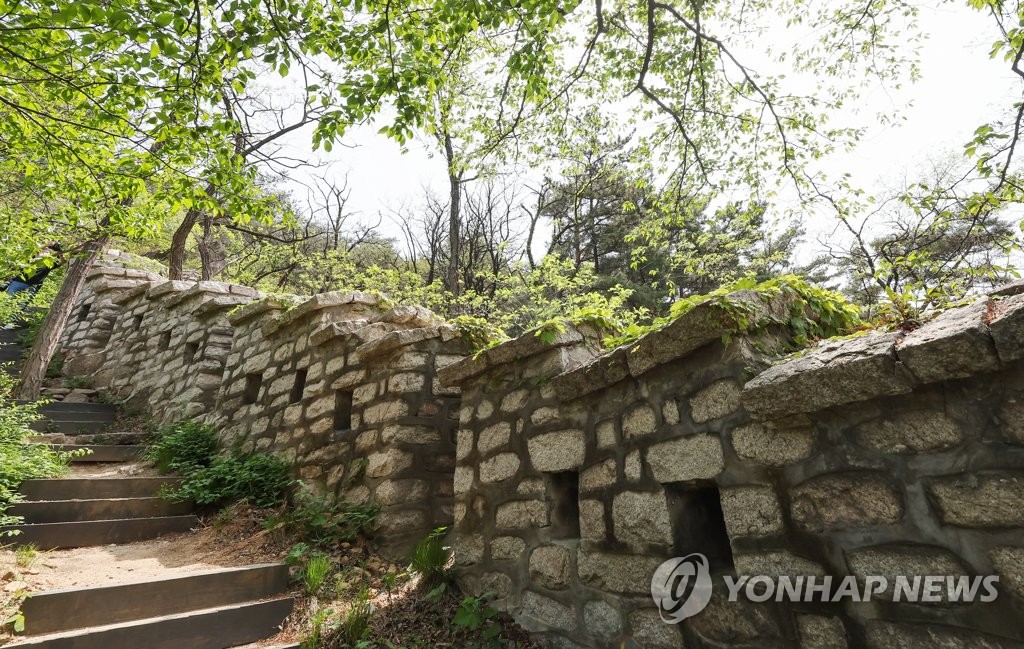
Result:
[453, 593, 503, 649]
[302, 553, 335, 596]
[409, 527, 453, 587]
[264, 484, 379, 547]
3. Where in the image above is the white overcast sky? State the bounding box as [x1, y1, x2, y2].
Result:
[264, 2, 1015, 255]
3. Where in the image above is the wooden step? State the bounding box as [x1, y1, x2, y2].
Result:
[1, 515, 198, 549]
[0, 329, 23, 344]
[8, 597, 294, 648]
[19, 477, 179, 500]
[30, 432, 151, 446]
[9, 497, 192, 524]
[21, 564, 289, 636]
[22, 402, 119, 417]
[46, 445, 145, 463]
[30, 420, 109, 435]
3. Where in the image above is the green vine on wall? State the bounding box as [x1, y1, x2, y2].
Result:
[606, 274, 864, 350]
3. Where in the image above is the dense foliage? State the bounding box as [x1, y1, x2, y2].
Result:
[147, 420, 219, 473]
[1, 0, 1021, 396]
[151, 421, 291, 507]
[0, 373, 73, 531]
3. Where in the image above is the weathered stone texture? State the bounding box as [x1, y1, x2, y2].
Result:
[791, 473, 904, 532]
[928, 473, 1024, 527]
[853, 411, 961, 453]
[646, 434, 724, 483]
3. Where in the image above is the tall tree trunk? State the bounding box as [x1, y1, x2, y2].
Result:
[198, 215, 224, 280]
[168, 207, 202, 280]
[16, 237, 108, 400]
[443, 132, 462, 298]
[168, 181, 217, 280]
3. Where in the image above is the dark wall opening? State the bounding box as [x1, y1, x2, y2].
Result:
[546, 471, 581, 539]
[132, 315, 143, 331]
[333, 389, 353, 431]
[290, 368, 308, 404]
[243, 373, 263, 405]
[77, 303, 91, 323]
[184, 342, 199, 364]
[159, 331, 171, 351]
[666, 483, 734, 572]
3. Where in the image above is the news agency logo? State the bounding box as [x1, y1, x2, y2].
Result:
[651, 552, 1000, 624]
[650, 553, 714, 623]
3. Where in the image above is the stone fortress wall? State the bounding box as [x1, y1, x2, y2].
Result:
[438, 285, 1024, 649]
[59, 255, 468, 552]
[59, 253, 1024, 647]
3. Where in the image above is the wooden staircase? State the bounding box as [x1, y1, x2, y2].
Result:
[2, 329, 295, 648]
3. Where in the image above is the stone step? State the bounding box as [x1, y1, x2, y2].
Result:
[21, 564, 290, 636]
[45, 445, 146, 463]
[19, 477, 180, 501]
[8, 597, 295, 648]
[1, 515, 198, 549]
[9, 497, 192, 523]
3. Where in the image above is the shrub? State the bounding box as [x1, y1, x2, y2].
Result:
[409, 527, 452, 587]
[162, 453, 291, 508]
[148, 421, 218, 473]
[0, 370, 73, 532]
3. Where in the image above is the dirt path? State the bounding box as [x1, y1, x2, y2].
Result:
[2, 503, 284, 593]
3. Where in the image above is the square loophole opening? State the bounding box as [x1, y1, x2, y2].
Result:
[665, 483, 734, 572]
[290, 368, 308, 404]
[243, 373, 263, 405]
[545, 471, 580, 539]
[77, 303, 91, 323]
[184, 342, 199, 364]
[333, 389, 353, 431]
[132, 315, 143, 331]
[159, 331, 171, 351]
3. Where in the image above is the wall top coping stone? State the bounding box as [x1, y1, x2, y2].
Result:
[227, 295, 304, 326]
[991, 279, 1024, 297]
[157, 281, 261, 311]
[543, 288, 797, 402]
[193, 294, 260, 318]
[145, 280, 194, 300]
[91, 278, 152, 296]
[309, 320, 372, 347]
[370, 305, 444, 329]
[111, 282, 158, 305]
[438, 323, 599, 387]
[260, 291, 382, 337]
[742, 284, 1024, 420]
[354, 324, 462, 361]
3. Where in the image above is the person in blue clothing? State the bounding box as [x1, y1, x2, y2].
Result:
[3, 243, 64, 298]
